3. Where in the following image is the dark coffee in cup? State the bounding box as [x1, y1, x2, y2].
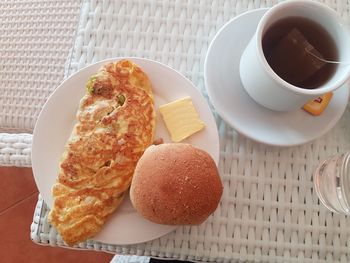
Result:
[262, 16, 338, 89]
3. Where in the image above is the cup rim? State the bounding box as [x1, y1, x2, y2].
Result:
[255, 0, 350, 95]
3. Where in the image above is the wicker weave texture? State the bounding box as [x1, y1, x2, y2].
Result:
[110, 255, 150, 263]
[0, 133, 32, 167]
[0, 0, 82, 133]
[31, 0, 350, 262]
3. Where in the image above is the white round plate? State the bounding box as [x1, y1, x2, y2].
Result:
[32, 57, 219, 245]
[204, 9, 349, 147]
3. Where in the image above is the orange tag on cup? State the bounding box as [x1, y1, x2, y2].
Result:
[302, 92, 333, 116]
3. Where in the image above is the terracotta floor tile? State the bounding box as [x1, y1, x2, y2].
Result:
[0, 194, 114, 263]
[0, 169, 114, 263]
[0, 167, 38, 212]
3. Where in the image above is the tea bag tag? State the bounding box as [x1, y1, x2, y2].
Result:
[266, 28, 326, 85]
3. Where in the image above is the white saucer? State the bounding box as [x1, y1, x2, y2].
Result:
[204, 9, 349, 147]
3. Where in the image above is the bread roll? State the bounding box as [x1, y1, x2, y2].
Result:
[130, 143, 223, 225]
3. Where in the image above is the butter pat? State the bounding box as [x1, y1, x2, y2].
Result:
[159, 96, 205, 142]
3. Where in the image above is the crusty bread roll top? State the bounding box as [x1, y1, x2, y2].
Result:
[130, 143, 223, 225]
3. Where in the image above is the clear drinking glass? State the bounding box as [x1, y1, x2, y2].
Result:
[314, 152, 350, 215]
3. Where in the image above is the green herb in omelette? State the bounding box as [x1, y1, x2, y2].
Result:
[117, 94, 126, 106]
[86, 75, 97, 94]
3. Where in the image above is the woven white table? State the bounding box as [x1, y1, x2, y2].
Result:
[0, 0, 82, 167]
[31, 0, 350, 262]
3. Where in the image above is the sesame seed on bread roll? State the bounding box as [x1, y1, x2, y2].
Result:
[130, 143, 223, 225]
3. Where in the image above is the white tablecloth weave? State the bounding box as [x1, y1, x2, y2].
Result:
[31, 1, 350, 262]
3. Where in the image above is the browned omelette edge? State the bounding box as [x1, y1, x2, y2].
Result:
[48, 60, 156, 245]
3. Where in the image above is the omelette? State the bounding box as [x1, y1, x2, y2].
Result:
[48, 60, 156, 246]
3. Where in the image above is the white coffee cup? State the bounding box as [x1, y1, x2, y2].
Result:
[239, 0, 350, 111]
